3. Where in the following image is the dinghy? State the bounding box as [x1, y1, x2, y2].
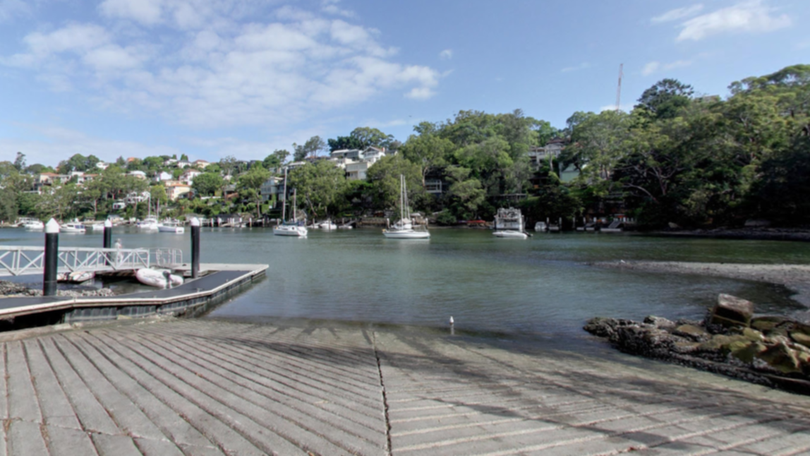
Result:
[57, 271, 96, 283]
[135, 268, 184, 288]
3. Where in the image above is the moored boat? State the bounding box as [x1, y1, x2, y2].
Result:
[493, 207, 528, 239]
[493, 230, 528, 239]
[273, 170, 308, 237]
[61, 222, 87, 234]
[23, 220, 45, 230]
[158, 220, 185, 233]
[135, 268, 184, 288]
[57, 270, 95, 283]
[383, 175, 430, 239]
[137, 217, 159, 230]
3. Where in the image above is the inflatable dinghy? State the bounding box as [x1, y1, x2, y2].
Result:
[135, 268, 184, 288]
[57, 271, 96, 283]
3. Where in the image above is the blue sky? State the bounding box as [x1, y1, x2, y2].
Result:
[1, 0, 808, 166]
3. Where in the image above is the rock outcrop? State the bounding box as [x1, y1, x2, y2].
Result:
[584, 294, 810, 394]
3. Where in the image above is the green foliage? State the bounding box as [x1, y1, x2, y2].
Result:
[327, 136, 364, 152]
[192, 173, 224, 196]
[237, 164, 270, 218]
[636, 78, 694, 120]
[293, 136, 326, 161]
[288, 160, 349, 218]
[365, 155, 423, 211]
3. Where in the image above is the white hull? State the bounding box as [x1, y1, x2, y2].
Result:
[319, 222, 337, 230]
[90, 223, 105, 231]
[274, 225, 308, 237]
[158, 225, 185, 233]
[135, 268, 184, 288]
[493, 230, 528, 239]
[61, 223, 86, 234]
[23, 222, 44, 230]
[57, 271, 95, 283]
[383, 229, 430, 239]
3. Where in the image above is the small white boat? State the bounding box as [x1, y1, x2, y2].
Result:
[493, 230, 528, 239]
[274, 224, 308, 237]
[135, 268, 184, 288]
[137, 217, 159, 230]
[57, 271, 95, 283]
[338, 224, 354, 229]
[319, 220, 337, 230]
[90, 223, 106, 231]
[158, 221, 185, 234]
[61, 222, 86, 234]
[534, 222, 547, 232]
[23, 220, 44, 230]
[383, 175, 430, 239]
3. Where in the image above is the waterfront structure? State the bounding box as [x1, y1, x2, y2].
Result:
[493, 207, 528, 238]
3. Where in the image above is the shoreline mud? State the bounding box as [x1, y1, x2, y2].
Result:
[594, 260, 810, 309]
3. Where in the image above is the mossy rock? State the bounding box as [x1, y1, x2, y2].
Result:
[710, 294, 754, 328]
[673, 324, 709, 342]
[699, 334, 748, 353]
[742, 328, 765, 342]
[751, 316, 789, 332]
[756, 342, 802, 375]
[732, 342, 767, 364]
[791, 332, 810, 349]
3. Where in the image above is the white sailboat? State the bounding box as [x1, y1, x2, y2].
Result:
[274, 168, 308, 237]
[158, 220, 185, 233]
[383, 175, 430, 239]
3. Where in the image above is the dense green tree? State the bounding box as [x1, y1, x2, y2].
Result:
[365, 155, 423, 212]
[263, 150, 289, 170]
[399, 132, 454, 188]
[350, 127, 395, 149]
[443, 166, 485, 220]
[288, 160, 349, 218]
[635, 79, 694, 120]
[236, 164, 270, 218]
[13, 152, 26, 171]
[327, 136, 364, 152]
[192, 173, 224, 196]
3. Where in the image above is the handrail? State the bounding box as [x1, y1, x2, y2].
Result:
[0, 245, 174, 276]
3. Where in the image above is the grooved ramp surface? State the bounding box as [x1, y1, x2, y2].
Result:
[2, 319, 810, 455]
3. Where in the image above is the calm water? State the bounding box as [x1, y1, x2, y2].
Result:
[2, 227, 809, 342]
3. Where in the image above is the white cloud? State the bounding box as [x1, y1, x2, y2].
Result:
[561, 62, 591, 73]
[676, 0, 791, 41]
[641, 59, 692, 76]
[321, 0, 355, 18]
[2, 5, 441, 128]
[0, 0, 29, 22]
[439, 49, 452, 60]
[651, 4, 703, 23]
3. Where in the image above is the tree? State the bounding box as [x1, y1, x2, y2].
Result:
[636, 79, 694, 120]
[180, 154, 189, 161]
[192, 173, 224, 196]
[327, 135, 364, 152]
[293, 136, 326, 161]
[365, 155, 423, 211]
[443, 166, 485, 220]
[350, 127, 394, 149]
[287, 161, 349, 219]
[236, 164, 270, 218]
[13, 152, 26, 171]
[219, 155, 238, 177]
[399, 132, 454, 188]
[263, 150, 289, 170]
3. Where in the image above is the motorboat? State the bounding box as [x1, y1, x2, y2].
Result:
[319, 220, 337, 230]
[135, 268, 184, 288]
[534, 222, 547, 232]
[493, 230, 528, 239]
[61, 222, 86, 234]
[493, 208, 528, 239]
[158, 220, 185, 234]
[57, 271, 95, 283]
[23, 220, 44, 230]
[90, 223, 106, 231]
[138, 217, 159, 230]
[273, 171, 308, 237]
[383, 175, 430, 239]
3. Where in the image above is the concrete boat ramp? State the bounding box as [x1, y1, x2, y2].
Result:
[1, 317, 810, 455]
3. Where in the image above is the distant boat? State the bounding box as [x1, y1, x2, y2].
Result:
[61, 222, 86, 234]
[158, 220, 185, 234]
[23, 220, 44, 230]
[90, 223, 106, 231]
[383, 175, 430, 239]
[137, 217, 159, 230]
[493, 208, 528, 239]
[534, 222, 547, 232]
[319, 220, 337, 230]
[274, 170, 307, 237]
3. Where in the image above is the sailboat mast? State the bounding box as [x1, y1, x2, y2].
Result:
[281, 167, 287, 222]
[293, 188, 297, 223]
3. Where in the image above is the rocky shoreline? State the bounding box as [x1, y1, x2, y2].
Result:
[585, 294, 810, 394]
[0, 280, 116, 298]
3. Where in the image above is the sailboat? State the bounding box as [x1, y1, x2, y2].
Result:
[274, 168, 308, 237]
[383, 175, 430, 239]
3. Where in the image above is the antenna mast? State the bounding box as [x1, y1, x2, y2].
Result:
[615, 63, 623, 112]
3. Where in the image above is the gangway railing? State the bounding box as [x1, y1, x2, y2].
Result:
[153, 248, 183, 267]
[0, 246, 151, 277]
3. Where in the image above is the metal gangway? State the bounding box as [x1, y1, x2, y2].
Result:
[0, 246, 184, 277]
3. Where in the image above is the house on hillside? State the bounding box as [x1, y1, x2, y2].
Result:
[528, 139, 567, 169]
[260, 177, 283, 203]
[165, 182, 191, 201]
[192, 159, 210, 169]
[164, 158, 177, 166]
[180, 169, 202, 184]
[176, 161, 190, 169]
[154, 171, 173, 182]
[95, 161, 109, 170]
[127, 170, 147, 180]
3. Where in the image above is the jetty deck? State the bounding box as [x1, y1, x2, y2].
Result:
[1, 319, 809, 455]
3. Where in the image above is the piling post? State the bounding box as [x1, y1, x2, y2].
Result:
[191, 217, 200, 279]
[103, 220, 112, 265]
[43, 219, 60, 297]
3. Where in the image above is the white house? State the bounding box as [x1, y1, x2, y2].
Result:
[166, 182, 191, 201]
[176, 161, 191, 169]
[528, 139, 566, 169]
[154, 171, 173, 182]
[95, 161, 109, 170]
[180, 169, 202, 184]
[127, 170, 147, 180]
[164, 158, 178, 166]
[192, 159, 210, 169]
[260, 177, 283, 202]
